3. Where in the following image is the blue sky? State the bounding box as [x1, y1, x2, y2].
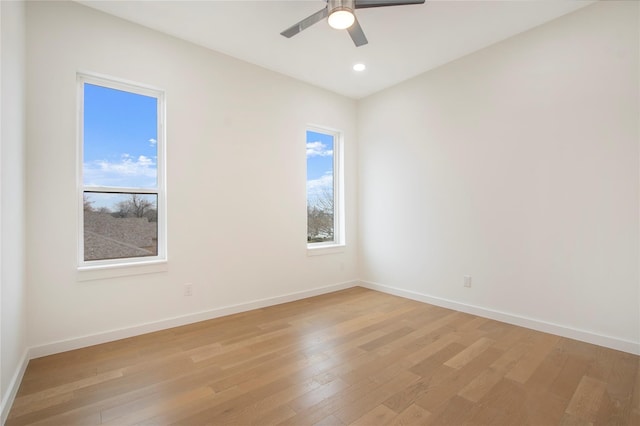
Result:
[83, 83, 158, 189]
[306, 130, 334, 207]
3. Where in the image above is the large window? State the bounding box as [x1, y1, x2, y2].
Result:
[306, 127, 344, 248]
[78, 74, 166, 267]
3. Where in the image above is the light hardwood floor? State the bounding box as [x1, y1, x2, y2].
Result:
[7, 287, 639, 425]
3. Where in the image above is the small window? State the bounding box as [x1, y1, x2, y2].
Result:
[306, 127, 344, 249]
[78, 74, 166, 268]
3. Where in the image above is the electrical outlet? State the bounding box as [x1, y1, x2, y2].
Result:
[464, 276, 472, 288]
[184, 283, 193, 296]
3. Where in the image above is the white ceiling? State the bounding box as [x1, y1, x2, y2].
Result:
[77, 0, 596, 99]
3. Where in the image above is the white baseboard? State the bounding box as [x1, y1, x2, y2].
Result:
[359, 280, 640, 355]
[30, 280, 358, 359]
[1, 348, 29, 425]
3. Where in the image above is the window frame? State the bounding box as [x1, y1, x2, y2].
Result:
[77, 72, 167, 270]
[306, 125, 345, 253]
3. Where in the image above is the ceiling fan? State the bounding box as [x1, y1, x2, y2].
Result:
[280, 0, 426, 47]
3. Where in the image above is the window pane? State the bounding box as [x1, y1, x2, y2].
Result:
[83, 192, 158, 261]
[306, 130, 334, 243]
[83, 83, 158, 188]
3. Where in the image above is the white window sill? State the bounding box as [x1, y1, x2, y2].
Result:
[77, 260, 168, 281]
[307, 244, 346, 256]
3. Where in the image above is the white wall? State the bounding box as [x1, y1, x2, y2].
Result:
[358, 1, 639, 352]
[26, 1, 357, 353]
[1, 0, 28, 419]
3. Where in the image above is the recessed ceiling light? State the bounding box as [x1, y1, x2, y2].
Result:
[353, 63, 366, 72]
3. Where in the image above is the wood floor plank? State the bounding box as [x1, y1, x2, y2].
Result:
[287, 378, 350, 414]
[100, 386, 215, 425]
[333, 371, 421, 425]
[359, 326, 415, 352]
[558, 412, 590, 425]
[400, 311, 466, 352]
[170, 374, 298, 424]
[348, 404, 397, 426]
[524, 388, 570, 426]
[427, 394, 477, 425]
[588, 345, 639, 423]
[564, 375, 608, 422]
[223, 378, 321, 425]
[17, 367, 100, 397]
[468, 378, 529, 425]
[549, 353, 591, 401]
[313, 414, 346, 426]
[133, 386, 242, 426]
[8, 362, 221, 426]
[415, 347, 503, 416]
[389, 403, 431, 426]
[408, 342, 465, 378]
[383, 379, 431, 414]
[505, 332, 560, 383]
[10, 369, 124, 411]
[443, 336, 495, 369]
[630, 364, 640, 424]
[6, 392, 75, 419]
[282, 359, 418, 425]
[458, 342, 529, 402]
[5, 287, 638, 426]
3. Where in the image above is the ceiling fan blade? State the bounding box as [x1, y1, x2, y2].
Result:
[280, 7, 329, 38]
[347, 16, 368, 47]
[355, 0, 425, 9]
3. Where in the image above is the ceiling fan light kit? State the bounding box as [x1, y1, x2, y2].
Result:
[328, 10, 355, 30]
[281, 0, 426, 47]
[327, 0, 356, 29]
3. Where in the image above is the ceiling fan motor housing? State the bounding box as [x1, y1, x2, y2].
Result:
[329, 0, 356, 16]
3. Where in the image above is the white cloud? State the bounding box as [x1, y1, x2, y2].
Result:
[306, 141, 333, 158]
[84, 154, 157, 187]
[307, 172, 333, 206]
[149, 138, 157, 146]
[136, 155, 153, 167]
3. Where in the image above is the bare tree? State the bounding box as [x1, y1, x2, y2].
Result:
[307, 190, 334, 242]
[315, 190, 334, 213]
[116, 194, 154, 219]
[83, 194, 94, 212]
[143, 208, 158, 223]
